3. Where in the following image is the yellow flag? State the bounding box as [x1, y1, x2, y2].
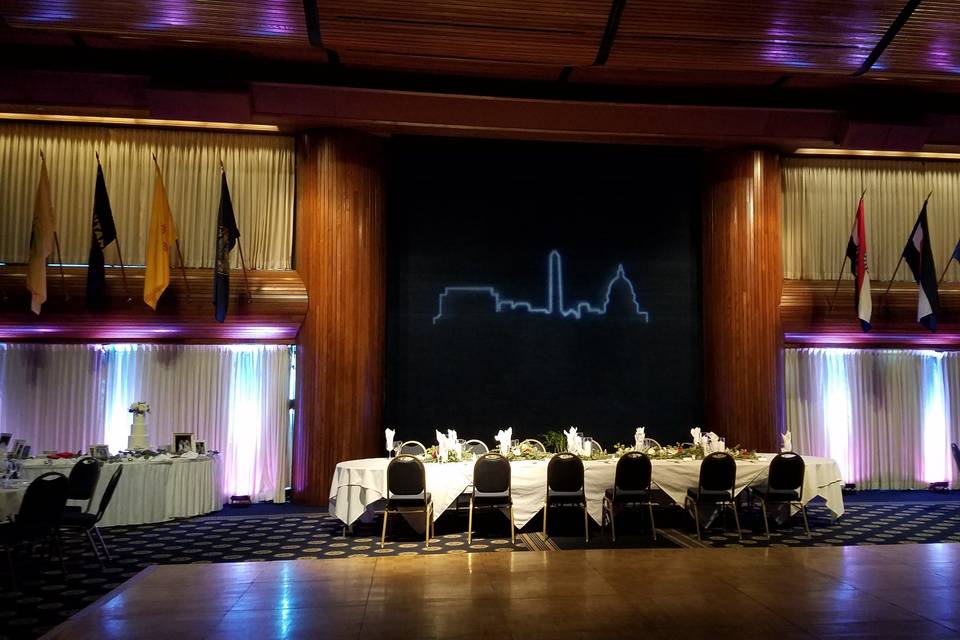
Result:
[25, 156, 56, 315]
[143, 164, 178, 310]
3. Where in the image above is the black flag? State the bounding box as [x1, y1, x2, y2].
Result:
[86, 163, 118, 307]
[901, 201, 940, 331]
[214, 171, 240, 322]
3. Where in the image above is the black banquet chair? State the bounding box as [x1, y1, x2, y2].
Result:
[749, 452, 810, 538]
[380, 455, 434, 548]
[62, 465, 124, 567]
[66, 456, 101, 513]
[543, 452, 589, 542]
[602, 451, 657, 541]
[951, 443, 960, 480]
[0, 471, 70, 589]
[684, 451, 741, 540]
[468, 452, 515, 544]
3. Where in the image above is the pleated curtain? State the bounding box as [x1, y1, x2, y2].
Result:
[786, 347, 954, 490]
[782, 157, 960, 282]
[0, 123, 294, 269]
[0, 343, 290, 503]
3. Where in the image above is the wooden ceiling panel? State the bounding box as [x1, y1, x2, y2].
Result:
[316, 0, 610, 65]
[0, 0, 308, 46]
[873, 1, 960, 78]
[608, 0, 903, 74]
[342, 51, 562, 82]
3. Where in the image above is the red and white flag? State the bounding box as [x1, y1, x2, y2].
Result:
[844, 195, 871, 331]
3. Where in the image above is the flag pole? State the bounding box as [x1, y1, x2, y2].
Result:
[97, 152, 132, 303]
[938, 256, 954, 286]
[827, 189, 866, 313]
[153, 152, 192, 302]
[40, 149, 69, 301]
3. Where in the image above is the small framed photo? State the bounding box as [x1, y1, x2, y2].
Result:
[0, 433, 11, 449]
[89, 444, 110, 460]
[193, 440, 207, 455]
[12, 439, 26, 458]
[173, 432, 194, 454]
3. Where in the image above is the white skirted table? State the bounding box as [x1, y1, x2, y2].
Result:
[329, 454, 845, 528]
[10, 455, 225, 527]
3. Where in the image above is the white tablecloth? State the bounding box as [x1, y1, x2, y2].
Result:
[17, 455, 225, 527]
[329, 454, 844, 528]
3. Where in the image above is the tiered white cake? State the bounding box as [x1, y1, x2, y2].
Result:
[128, 413, 149, 450]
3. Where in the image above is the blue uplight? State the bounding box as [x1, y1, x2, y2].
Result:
[432, 251, 650, 325]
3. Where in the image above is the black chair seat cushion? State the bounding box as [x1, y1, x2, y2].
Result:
[473, 490, 511, 506]
[687, 488, 734, 503]
[61, 511, 97, 528]
[604, 488, 650, 504]
[547, 490, 585, 505]
[387, 492, 432, 509]
[755, 487, 800, 502]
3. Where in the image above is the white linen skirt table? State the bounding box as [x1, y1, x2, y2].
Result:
[18, 456, 224, 527]
[328, 454, 845, 528]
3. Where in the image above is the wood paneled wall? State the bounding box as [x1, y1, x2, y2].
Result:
[292, 130, 385, 506]
[0, 266, 306, 342]
[702, 150, 782, 452]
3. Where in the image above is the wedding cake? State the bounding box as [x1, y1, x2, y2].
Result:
[128, 401, 150, 450]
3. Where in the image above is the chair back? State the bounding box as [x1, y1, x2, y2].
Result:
[474, 453, 511, 494]
[387, 455, 426, 500]
[464, 439, 489, 455]
[18, 472, 69, 530]
[615, 451, 652, 492]
[952, 443, 960, 473]
[698, 452, 736, 492]
[398, 441, 427, 456]
[68, 456, 102, 501]
[95, 465, 124, 523]
[768, 452, 805, 493]
[547, 453, 585, 493]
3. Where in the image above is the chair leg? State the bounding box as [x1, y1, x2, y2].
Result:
[380, 510, 389, 549]
[509, 505, 515, 545]
[648, 502, 657, 541]
[5, 547, 17, 592]
[86, 529, 104, 568]
[800, 503, 811, 537]
[94, 527, 111, 562]
[52, 533, 67, 580]
[731, 501, 742, 540]
[542, 501, 548, 537]
[760, 500, 771, 538]
[692, 503, 701, 540]
[425, 508, 430, 545]
[583, 505, 589, 543]
[467, 497, 474, 545]
[609, 503, 617, 542]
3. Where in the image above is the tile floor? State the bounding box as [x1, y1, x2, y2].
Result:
[40, 544, 960, 639]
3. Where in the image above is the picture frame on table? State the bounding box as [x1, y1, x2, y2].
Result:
[173, 432, 194, 454]
[0, 432, 11, 450]
[89, 444, 110, 460]
[193, 440, 206, 455]
[12, 439, 26, 458]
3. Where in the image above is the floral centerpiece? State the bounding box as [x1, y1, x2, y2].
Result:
[128, 401, 150, 415]
[614, 441, 758, 461]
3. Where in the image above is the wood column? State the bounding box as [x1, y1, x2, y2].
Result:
[702, 150, 782, 452]
[293, 130, 385, 505]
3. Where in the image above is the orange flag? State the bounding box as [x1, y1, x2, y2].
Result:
[143, 163, 178, 309]
[25, 155, 57, 315]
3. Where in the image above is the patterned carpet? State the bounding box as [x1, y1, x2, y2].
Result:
[4, 499, 960, 639]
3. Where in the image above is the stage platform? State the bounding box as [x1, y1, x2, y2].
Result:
[42, 544, 960, 639]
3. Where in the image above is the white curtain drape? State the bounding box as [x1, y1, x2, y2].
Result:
[786, 347, 953, 490]
[0, 343, 290, 502]
[0, 123, 294, 269]
[0, 344, 105, 453]
[782, 157, 960, 282]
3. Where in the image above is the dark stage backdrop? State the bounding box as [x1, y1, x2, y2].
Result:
[386, 138, 702, 449]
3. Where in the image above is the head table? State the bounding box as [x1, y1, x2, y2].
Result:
[329, 454, 844, 529]
[1, 455, 224, 527]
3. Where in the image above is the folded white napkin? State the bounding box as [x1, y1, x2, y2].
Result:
[634, 427, 645, 451]
[495, 428, 512, 456]
[435, 430, 448, 462]
[385, 428, 396, 454]
[782, 431, 792, 453]
[690, 427, 701, 449]
[180, 451, 199, 459]
[564, 427, 580, 455]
